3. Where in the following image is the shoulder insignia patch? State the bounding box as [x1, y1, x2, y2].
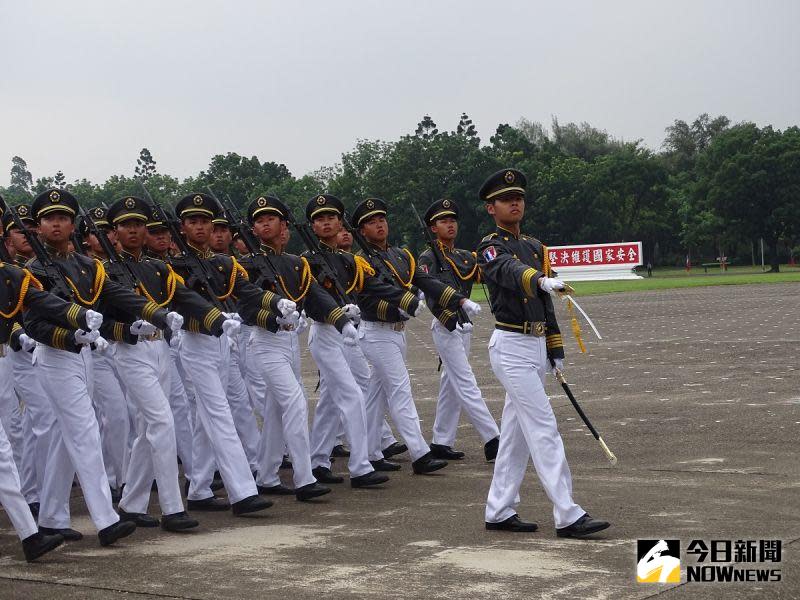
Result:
[482, 246, 498, 262]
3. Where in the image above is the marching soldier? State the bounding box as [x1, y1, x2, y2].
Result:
[336, 228, 406, 460]
[303, 194, 393, 488]
[351, 198, 480, 473]
[209, 213, 261, 475]
[240, 194, 352, 501]
[169, 192, 287, 515]
[476, 169, 609, 537]
[81, 206, 130, 502]
[103, 196, 205, 531]
[2, 231, 99, 560]
[23, 188, 171, 545]
[418, 199, 500, 461]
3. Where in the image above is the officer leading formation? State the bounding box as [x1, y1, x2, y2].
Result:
[0, 168, 608, 563]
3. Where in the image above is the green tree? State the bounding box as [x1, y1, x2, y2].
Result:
[135, 148, 158, 181]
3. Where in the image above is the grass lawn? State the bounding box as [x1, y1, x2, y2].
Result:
[470, 264, 800, 300]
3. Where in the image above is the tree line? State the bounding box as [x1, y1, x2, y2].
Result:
[2, 113, 798, 271]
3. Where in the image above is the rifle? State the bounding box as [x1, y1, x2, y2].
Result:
[409, 202, 470, 325]
[137, 182, 230, 311]
[284, 208, 355, 306]
[0, 236, 10, 262]
[341, 211, 400, 289]
[79, 204, 140, 291]
[206, 188, 280, 291]
[0, 195, 75, 300]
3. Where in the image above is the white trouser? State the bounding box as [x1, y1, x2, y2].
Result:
[179, 332, 255, 503]
[180, 353, 217, 495]
[359, 321, 430, 462]
[0, 353, 23, 473]
[0, 419, 37, 540]
[308, 323, 373, 477]
[227, 342, 260, 471]
[12, 347, 54, 504]
[114, 340, 184, 516]
[168, 344, 194, 478]
[484, 330, 584, 528]
[431, 321, 499, 446]
[242, 325, 267, 423]
[35, 345, 120, 531]
[92, 350, 129, 489]
[250, 328, 315, 489]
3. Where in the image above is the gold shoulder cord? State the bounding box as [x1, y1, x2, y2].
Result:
[346, 255, 376, 294]
[216, 256, 246, 302]
[65, 259, 106, 306]
[277, 257, 312, 303]
[0, 269, 42, 318]
[383, 249, 415, 288]
[138, 265, 178, 307]
[438, 241, 478, 281]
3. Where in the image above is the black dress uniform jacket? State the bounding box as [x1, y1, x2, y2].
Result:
[239, 244, 348, 333]
[169, 244, 282, 335]
[356, 244, 465, 324]
[1, 261, 90, 350]
[303, 241, 417, 314]
[109, 250, 228, 337]
[418, 244, 480, 331]
[23, 246, 169, 353]
[476, 226, 565, 360]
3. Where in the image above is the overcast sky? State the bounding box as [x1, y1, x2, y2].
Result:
[1, 1, 798, 187]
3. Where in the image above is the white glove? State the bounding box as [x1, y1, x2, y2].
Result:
[19, 333, 36, 352]
[539, 277, 566, 295]
[343, 304, 361, 325]
[85, 309, 103, 331]
[461, 298, 481, 316]
[456, 322, 473, 333]
[296, 311, 309, 335]
[131, 320, 158, 336]
[75, 329, 99, 345]
[277, 298, 297, 318]
[166, 311, 184, 332]
[417, 290, 425, 302]
[277, 310, 300, 329]
[412, 301, 427, 317]
[223, 312, 243, 322]
[341, 322, 358, 346]
[222, 318, 241, 337]
[94, 336, 110, 353]
[550, 358, 564, 376]
[169, 329, 183, 348]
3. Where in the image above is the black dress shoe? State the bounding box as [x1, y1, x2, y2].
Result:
[350, 471, 389, 488]
[556, 514, 610, 538]
[370, 459, 401, 472]
[486, 514, 538, 532]
[382, 442, 407, 458]
[119, 509, 160, 527]
[330, 444, 351, 458]
[161, 511, 199, 532]
[411, 452, 448, 475]
[295, 482, 331, 501]
[430, 443, 466, 460]
[279, 456, 293, 470]
[257, 483, 295, 495]
[210, 477, 224, 491]
[22, 531, 64, 562]
[39, 526, 83, 541]
[231, 495, 273, 516]
[312, 466, 344, 484]
[484, 436, 500, 462]
[187, 496, 230, 511]
[28, 502, 40, 519]
[98, 520, 136, 546]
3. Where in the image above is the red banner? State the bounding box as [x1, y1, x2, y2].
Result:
[548, 242, 642, 268]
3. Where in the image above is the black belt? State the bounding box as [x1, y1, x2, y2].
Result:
[495, 321, 546, 336]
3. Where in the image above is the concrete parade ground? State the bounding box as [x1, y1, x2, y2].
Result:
[1, 283, 798, 599]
